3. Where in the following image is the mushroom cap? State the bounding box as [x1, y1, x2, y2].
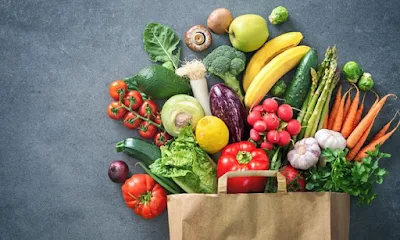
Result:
[185, 25, 212, 52]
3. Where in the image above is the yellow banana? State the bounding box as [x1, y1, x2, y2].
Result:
[244, 46, 311, 109]
[242, 32, 304, 92]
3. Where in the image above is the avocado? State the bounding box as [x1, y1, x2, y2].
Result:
[125, 65, 191, 99]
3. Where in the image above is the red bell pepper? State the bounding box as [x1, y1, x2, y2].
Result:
[217, 141, 269, 193]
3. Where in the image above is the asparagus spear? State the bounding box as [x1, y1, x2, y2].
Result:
[317, 70, 340, 131]
[305, 47, 338, 137]
[316, 46, 332, 81]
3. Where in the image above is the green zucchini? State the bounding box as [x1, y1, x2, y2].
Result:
[115, 138, 161, 166]
[284, 49, 318, 110]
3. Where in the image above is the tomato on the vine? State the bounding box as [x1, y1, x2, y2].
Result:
[123, 112, 142, 129]
[153, 113, 162, 125]
[153, 132, 171, 147]
[139, 100, 158, 119]
[138, 121, 157, 139]
[123, 90, 143, 110]
[109, 80, 127, 101]
[107, 102, 127, 120]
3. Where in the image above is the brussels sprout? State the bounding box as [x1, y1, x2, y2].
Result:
[342, 61, 363, 83]
[269, 6, 289, 25]
[358, 73, 374, 91]
[270, 79, 287, 97]
[162, 61, 175, 71]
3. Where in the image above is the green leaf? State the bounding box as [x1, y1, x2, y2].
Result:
[143, 23, 181, 69]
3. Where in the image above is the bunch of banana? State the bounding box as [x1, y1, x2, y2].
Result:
[243, 32, 309, 108]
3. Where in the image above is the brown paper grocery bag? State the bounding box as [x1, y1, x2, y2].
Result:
[167, 170, 350, 240]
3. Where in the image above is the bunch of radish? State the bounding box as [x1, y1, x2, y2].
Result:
[247, 98, 301, 150]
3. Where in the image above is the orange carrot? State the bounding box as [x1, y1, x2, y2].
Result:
[332, 89, 351, 132]
[371, 111, 399, 142]
[323, 111, 329, 129]
[341, 85, 360, 138]
[346, 118, 375, 161]
[343, 92, 352, 125]
[355, 120, 400, 161]
[346, 94, 397, 149]
[328, 85, 342, 129]
[352, 93, 366, 129]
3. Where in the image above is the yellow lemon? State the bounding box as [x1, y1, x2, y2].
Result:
[195, 116, 229, 154]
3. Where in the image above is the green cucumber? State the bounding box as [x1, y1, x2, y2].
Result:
[115, 138, 161, 166]
[284, 49, 318, 110]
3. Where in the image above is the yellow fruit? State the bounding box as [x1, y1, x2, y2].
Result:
[242, 32, 304, 91]
[196, 116, 229, 154]
[244, 45, 310, 109]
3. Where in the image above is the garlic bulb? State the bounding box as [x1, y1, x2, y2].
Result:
[287, 138, 321, 170]
[315, 129, 346, 150]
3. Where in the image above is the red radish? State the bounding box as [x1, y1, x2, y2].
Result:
[267, 130, 280, 143]
[286, 119, 301, 136]
[280, 165, 306, 192]
[263, 113, 280, 130]
[250, 129, 261, 141]
[253, 120, 267, 132]
[277, 130, 291, 146]
[277, 104, 293, 121]
[247, 111, 262, 126]
[261, 141, 274, 150]
[252, 105, 264, 113]
[263, 98, 278, 113]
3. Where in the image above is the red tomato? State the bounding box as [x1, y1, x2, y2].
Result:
[139, 100, 158, 119]
[109, 80, 127, 100]
[153, 132, 171, 147]
[107, 102, 127, 120]
[153, 113, 162, 125]
[138, 121, 157, 139]
[123, 90, 143, 110]
[123, 112, 142, 129]
[121, 174, 167, 219]
[280, 165, 306, 192]
[218, 141, 269, 193]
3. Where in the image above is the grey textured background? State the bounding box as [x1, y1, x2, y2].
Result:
[1, 0, 399, 239]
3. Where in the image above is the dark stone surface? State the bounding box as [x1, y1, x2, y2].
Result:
[0, 0, 399, 239]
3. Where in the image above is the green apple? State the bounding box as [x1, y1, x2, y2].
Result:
[229, 14, 269, 52]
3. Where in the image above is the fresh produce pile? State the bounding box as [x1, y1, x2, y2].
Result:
[106, 6, 398, 219]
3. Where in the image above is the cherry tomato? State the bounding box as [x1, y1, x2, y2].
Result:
[247, 111, 262, 126]
[277, 130, 291, 146]
[263, 113, 280, 130]
[277, 104, 293, 121]
[253, 120, 267, 132]
[263, 98, 278, 113]
[260, 141, 274, 150]
[250, 128, 261, 141]
[121, 174, 167, 219]
[139, 100, 158, 119]
[286, 119, 301, 136]
[123, 90, 143, 110]
[109, 80, 127, 100]
[153, 113, 162, 125]
[138, 121, 157, 139]
[123, 112, 142, 129]
[153, 132, 171, 147]
[267, 130, 280, 143]
[107, 102, 127, 120]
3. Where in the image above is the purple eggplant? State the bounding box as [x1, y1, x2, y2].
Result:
[210, 83, 246, 143]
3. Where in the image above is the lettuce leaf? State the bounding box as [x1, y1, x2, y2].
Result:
[150, 126, 217, 193]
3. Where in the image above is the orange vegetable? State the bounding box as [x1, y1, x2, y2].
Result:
[332, 89, 351, 132]
[323, 111, 329, 129]
[341, 85, 360, 138]
[352, 93, 366, 129]
[346, 94, 396, 149]
[355, 120, 400, 161]
[328, 85, 342, 129]
[371, 111, 399, 142]
[342, 92, 352, 125]
[346, 118, 375, 161]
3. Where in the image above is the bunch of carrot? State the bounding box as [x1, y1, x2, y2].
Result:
[326, 84, 398, 161]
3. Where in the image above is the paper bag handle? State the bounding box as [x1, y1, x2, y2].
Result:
[217, 170, 287, 194]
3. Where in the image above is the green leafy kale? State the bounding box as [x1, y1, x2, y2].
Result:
[305, 146, 390, 204]
[150, 126, 217, 194]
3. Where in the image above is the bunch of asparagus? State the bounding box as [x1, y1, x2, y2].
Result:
[297, 46, 340, 139]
